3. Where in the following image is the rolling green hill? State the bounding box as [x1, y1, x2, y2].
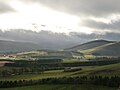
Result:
[65, 40, 120, 56]
[65, 40, 114, 51]
[81, 42, 120, 56]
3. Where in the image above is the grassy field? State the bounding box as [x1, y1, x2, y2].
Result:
[0, 70, 69, 81]
[63, 59, 89, 63]
[0, 84, 116, 90]
[68, 63, 120, 77]
[0, 63, 119, 81]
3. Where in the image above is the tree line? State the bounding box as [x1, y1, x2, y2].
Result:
[0, 76, 119, 88]
[0, 67, 65, 77]
[5, 58, 120, 68]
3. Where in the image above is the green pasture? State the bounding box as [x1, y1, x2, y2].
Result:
[0, 84, 116, 90]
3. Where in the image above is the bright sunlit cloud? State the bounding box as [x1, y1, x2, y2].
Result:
[0, 0, 92, 34]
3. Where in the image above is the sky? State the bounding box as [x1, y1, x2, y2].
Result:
[0, 0, 82, 33]
[1, 0, 120, 35]
[0, 0, 120, 49]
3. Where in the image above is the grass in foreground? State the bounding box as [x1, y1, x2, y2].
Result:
[0, 84, 116, 90]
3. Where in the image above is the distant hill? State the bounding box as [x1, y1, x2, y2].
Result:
[0, 40, 40, 53]
[84, 42, 120, 56]
[65, 40, 115, 51]
[65, 40, 120, 56]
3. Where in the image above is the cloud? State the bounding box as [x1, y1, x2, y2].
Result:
[21, 0, 120, 33]
[69, 31, 120, 42]
[0, 0, 120, 41]
[82, 18, 120, 32]
[24, 0, 120, 17]
[0, 1, 14, 13]
[0, 29, 120, 50]
[102, 32, 120, 41]
[0, 29, 82, 49]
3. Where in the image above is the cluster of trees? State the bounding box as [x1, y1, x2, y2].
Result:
[5, 59, 63, 67]
[34, 59, 63, 63]
[88, 57, 120, 61]
[63, 67, 82, 72]
[90, 76, 120, 87]
[0, 66, 66, 77]
[62, 59, 120, 67]
[5, 57, 120, 68]
[0, 76, 119, 88]
[31, 56, 68, 59]
[0, 68, 44, 77]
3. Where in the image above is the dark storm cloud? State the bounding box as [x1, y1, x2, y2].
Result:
[82, 19, 120, 31]
[0, 1, 14, 13]
[23, 0, 120, 17]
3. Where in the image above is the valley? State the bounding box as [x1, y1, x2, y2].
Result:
[0, 40, 119, 89]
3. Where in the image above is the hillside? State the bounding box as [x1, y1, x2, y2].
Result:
[65, 40, 120, 56]
[16, 50, 73, 59]
[0, 40, 40, 53]
[65, 40, 114, 51]
[82, 42, 120, 56]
